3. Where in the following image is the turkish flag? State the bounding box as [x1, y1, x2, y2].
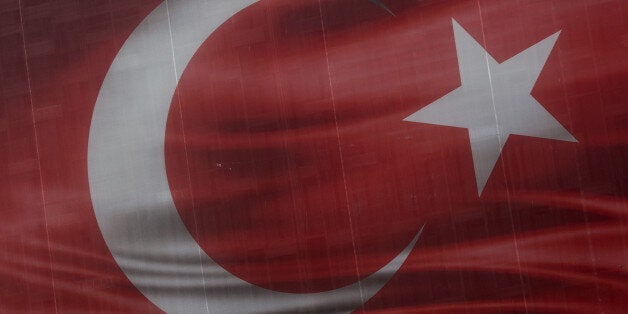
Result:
[1, 0, 626, 313]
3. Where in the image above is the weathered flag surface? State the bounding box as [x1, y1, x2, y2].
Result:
[0, 0, 626, 313]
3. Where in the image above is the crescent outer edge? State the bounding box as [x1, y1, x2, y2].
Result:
[87, 1, 422, 313]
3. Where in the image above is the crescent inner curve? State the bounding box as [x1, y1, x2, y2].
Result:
[87, 1, 421, 313]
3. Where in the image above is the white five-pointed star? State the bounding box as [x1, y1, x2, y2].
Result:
[405, 19, 577, 195]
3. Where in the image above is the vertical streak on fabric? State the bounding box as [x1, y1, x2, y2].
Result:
[164, 1, 211, 313]
[474, 1, 529, 313]
[17, 0, 59, 312]
[577, 4, 607, 310]
[316, 0, 366, 309]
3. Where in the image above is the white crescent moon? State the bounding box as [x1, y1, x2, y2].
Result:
[88, 1, 422, 313]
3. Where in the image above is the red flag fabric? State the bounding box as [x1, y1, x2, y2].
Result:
[1, 0, 626, 313]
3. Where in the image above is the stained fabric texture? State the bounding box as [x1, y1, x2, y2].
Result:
[0, 0, 626, 313]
